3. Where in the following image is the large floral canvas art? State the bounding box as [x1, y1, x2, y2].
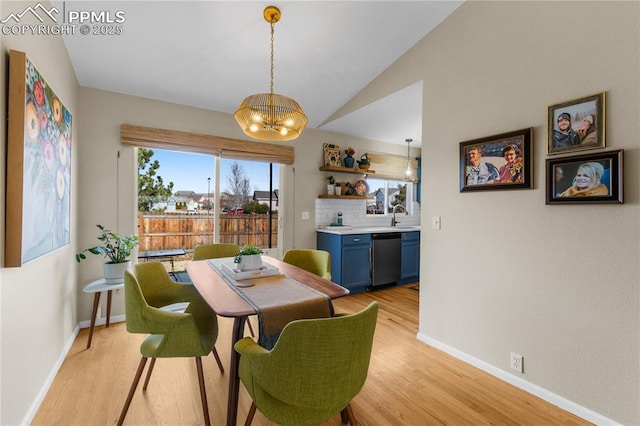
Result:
[6, 50, 72, 266]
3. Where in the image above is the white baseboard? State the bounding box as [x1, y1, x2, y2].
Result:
[22, 316, 127, 425]
[78, 314, 126, 329]
[417, 333, 620, 426]
[21, 324, 80, 426]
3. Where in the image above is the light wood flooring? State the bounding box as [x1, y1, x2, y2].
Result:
[32, 284, 591, 425]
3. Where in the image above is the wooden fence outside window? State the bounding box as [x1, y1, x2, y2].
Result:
[137, 213, 278, 252]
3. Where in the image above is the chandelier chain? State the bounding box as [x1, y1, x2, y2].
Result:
[270, 20, 275, 95]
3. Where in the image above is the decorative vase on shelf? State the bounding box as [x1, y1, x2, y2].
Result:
[344, 156, 355, 168]
[344, 147, 356, 168]
[357, 153, 371, 170]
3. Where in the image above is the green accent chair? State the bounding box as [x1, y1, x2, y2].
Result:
[282, 249, 332, 280]
[191, 243, 255, 337]
[193, 243, 241, 261]
[235, 301, 379, 426]
[117, 262, 224, 426]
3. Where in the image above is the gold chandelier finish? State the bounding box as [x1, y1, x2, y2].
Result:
[235, 6, 308, 142]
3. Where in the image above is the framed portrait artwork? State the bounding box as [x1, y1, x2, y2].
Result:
[547, 92, 605, 155]
[6, 50, 72, 266]
[459, 127, 533, 192]
[545, 150, 623, 205]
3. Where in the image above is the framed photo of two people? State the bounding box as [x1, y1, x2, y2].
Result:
[459, 127, 533, 192]
[547, 92, 605, 155]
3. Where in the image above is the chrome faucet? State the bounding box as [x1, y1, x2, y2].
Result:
[390, 204, 406, 227]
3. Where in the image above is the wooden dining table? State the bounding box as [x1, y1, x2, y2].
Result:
[186, 255, 350, 426]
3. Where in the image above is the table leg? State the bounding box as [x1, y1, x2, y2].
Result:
[87, 292, 101, 349]
[227, 316, 247, 426]
[106, 290, 113, 327]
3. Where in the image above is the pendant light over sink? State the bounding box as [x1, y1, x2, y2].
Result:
[404, 138, 418, 182]
[234, 5, 308, 142]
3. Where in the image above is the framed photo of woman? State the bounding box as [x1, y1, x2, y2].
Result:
[545, 150, 623, 204]
[547, 92, 605, 155]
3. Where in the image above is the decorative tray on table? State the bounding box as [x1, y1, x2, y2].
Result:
[221, 262, 280, 281]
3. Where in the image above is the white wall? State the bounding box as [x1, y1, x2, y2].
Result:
[339, 1, 638, 424]
[0, 2, 80, 424]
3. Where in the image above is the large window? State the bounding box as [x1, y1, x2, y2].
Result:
[137, 147, 279, 252]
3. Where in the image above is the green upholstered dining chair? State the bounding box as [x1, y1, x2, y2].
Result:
[234, 301, 379, 426]
[191, 242, 255, 337]
[192, 243, 241, 261]
[282, 249, 332, 280]
[117, 262, 224, 426]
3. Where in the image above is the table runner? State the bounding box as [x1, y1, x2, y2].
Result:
[208, 261, 333, 349]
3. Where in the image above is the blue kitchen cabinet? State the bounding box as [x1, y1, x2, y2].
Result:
[400, 231, 420, 284]
[317, 232, 371, 293]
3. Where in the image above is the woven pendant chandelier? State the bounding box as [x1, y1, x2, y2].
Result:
[235, 6, 308, 142]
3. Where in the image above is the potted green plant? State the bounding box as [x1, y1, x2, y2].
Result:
[76, 224, 139, 284]
[234, 244, 263, 271]
[327, 175, 336, 195]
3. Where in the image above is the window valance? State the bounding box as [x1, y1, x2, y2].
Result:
[120, 124, 294, 164]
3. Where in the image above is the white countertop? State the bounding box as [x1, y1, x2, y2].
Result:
[317, 225, 421, 235]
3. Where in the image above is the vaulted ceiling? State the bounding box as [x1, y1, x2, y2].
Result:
[55, 1, 463, 146]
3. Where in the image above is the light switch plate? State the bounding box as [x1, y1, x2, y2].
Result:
[432, 216, 441, 230]
[302, 211, 310, 220]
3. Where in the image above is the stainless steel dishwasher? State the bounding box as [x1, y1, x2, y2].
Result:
[371, 232, 401, 288]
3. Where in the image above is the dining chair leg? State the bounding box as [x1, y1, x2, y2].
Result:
[142, 357, 156, 390]
[117, 357, 148, 426]
[244, 402, 257, 426]
[195, 356, 211, 426]
[343, 404, 358, 426]
[246, 319, 255, 337]
[212, 347, 225, 373]
[341, 408, 348, 424]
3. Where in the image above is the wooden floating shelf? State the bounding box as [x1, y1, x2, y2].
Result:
[319, 166, 375, 174]
[318, 195, 368, 199]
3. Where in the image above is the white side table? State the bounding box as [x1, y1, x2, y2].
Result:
[82, 278, 124, 349]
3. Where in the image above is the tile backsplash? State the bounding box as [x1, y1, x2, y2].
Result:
[315, 198, 421, 228]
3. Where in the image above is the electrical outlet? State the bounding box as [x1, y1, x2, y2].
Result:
[510, 352, 523, 373]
